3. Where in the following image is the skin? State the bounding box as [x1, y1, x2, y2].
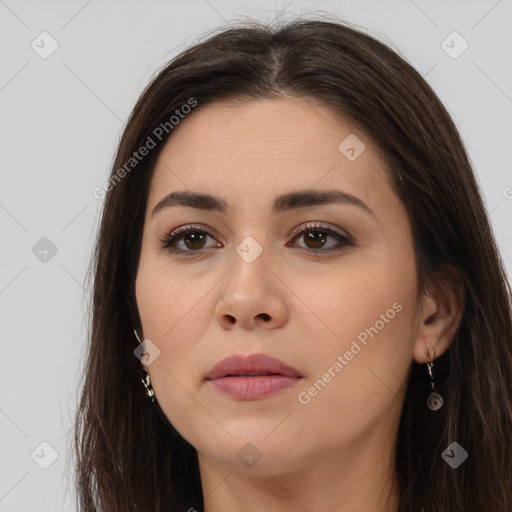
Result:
[135, 97, 464, 512]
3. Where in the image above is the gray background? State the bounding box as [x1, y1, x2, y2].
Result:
[1, 1, 511, 510]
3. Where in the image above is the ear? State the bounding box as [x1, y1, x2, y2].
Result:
[412, 265, 465, 364]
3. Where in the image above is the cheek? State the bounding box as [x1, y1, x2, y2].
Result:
[136, 256, 212, 343]
[291, 246, 417, 410]
[135, 256, 217, 381]
[295, 250, 415, 346]
[135, 267, 210, 439]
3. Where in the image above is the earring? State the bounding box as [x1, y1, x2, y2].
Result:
[138, 367, 156, 402]
[426, 347, 443, 411]
[134, 329, 156, 403]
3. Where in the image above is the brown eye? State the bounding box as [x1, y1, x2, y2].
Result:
[289, 224, 354, 253]
[160, 227, 221, 254]
[180, 231, 207, 250]
[302, 230, 328, 250]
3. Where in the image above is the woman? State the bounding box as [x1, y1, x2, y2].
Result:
[74, 18, 512, 512]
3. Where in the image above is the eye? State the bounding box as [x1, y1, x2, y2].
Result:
[159, 225, 221, 255]
[287, 222, 354, 253]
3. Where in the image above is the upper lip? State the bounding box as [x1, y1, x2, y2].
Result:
[206, 353, 303, 380]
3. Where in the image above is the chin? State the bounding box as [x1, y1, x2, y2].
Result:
[195, 430, 306, 475]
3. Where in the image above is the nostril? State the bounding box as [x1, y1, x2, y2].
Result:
[258, 313, 271, 321]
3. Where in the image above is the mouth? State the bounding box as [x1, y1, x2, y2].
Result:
[205, 353, 303, 400]
[224, 371, 286, 377]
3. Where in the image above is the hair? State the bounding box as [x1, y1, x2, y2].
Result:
[73, 16, 512, 512]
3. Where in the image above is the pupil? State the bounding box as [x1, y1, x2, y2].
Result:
[186, 232, 205, 249]
[305, 230, 326, 249]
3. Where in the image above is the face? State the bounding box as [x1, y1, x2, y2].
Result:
[135, 97, 421, 478]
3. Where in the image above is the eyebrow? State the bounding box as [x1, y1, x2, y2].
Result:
[151, 189, 376, 218]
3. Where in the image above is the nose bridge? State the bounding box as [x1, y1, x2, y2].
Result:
[235, 234, 266, 266]
[229, 234, 269, 289]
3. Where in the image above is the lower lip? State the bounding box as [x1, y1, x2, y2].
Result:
[207, 375, 301, 400]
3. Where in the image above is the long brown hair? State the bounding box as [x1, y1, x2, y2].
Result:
[73, 17, 512, 511]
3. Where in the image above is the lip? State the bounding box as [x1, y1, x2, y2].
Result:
[205, 353, 303, 400]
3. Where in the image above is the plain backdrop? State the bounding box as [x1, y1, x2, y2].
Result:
[0, 1, 511, 510]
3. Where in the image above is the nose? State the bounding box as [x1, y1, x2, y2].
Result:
[214, 241, 289, 331]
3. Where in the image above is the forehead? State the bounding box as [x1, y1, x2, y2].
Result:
[147, 98, 397, 218]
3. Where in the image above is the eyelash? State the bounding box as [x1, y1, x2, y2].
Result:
[159, 222, 354, 256]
